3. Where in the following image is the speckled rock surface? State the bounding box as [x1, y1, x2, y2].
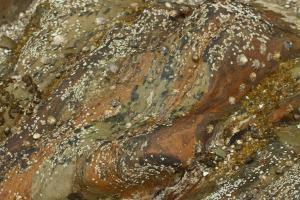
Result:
[0, 0, 299, 199]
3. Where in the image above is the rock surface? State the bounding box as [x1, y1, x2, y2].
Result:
[0, 0, 299, 199]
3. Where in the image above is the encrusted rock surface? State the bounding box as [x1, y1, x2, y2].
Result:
[0, 0, 299, 199]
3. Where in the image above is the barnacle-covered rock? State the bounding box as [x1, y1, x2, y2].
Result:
[0, 0, 299, 199]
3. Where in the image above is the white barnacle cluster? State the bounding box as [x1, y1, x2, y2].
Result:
[59, 73, 92, 103]
[204, 1, 272, 77]
[202, 142, 300, 199]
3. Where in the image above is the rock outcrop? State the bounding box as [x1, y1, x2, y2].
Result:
[0, 0, 299, 199]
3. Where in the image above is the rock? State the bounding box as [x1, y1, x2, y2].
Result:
[0, 0, 299, 199]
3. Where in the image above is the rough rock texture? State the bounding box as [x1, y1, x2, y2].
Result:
[0, 0, 299, 199]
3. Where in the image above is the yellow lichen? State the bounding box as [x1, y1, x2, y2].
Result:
[242, 59, 299, 134]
